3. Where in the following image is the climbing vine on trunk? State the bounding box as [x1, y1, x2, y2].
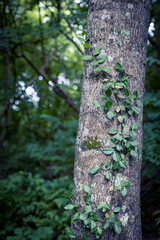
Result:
[64, 31, 142, 239]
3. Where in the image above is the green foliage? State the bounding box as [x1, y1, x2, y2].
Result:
[0, 172, 72, 240]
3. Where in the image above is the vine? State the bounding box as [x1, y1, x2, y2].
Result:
[64, 27, 142, 239]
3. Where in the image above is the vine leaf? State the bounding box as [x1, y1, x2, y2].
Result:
[130, 150, 137, 157]
[89, 166, 101, 174]
[121, 187, 127, 196]
[107, 111, 117, 119]
[113, 152, 119, 162]
[93, 47, 101, 56]
[108, 129, 118, 135]
[105, 89, 112, 97]
[105, 170, 112, 180]
[103, 221, 110, 229]
[97, 203, 110, 210]
[83, 55, 93, 60]
[119, 160, 126, 168]
[132, 106, 140, 114]
[91, 61, 98, 66]
[80, 212, 89, 220]
[64, 204, 75, 210]
[103, 148, 114, 155]
[84, 185, 92, 195]
[106, 100, 112, 110]
[114, 222, 121, 234]
[105, 161, 111, 169]
[94, 67, 101, 72]
[84, 43, 91, 49]
[113, 207, 121, 213]
[103, 66, 111, 73]
[98, 54, 107, 63]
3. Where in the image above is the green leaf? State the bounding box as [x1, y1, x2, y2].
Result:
[136, 100, 143, 106]
[89, 166, 100, 174]
[118, 115, 124, 123]
[84, 185, 92, 195]
[113, 152, 119, 162]
[70, 190, 75, 197]
[66, 229, 77, 238]
[115, 133, 122, 141]
[80, 212, 89, 221]
[84, 218, 91, 226]
[132, 106, 140, 114]
[90, 212, 100, 222]
[120, 105, 125, 110]
[84, 43, 91, 49]
[92, 102, 101, 108]
[86, 34, 91, 42]
[77, 36, 84, 42]
[121, 181, 130, 187]
[130, 150, 137, 157]
[64, 204, 74, 210]
[91, 220, 96, 229]
[107, 111, 117, 119]
[84, 195, 91, 205]
[97, 227, 102, 235]
[103, 221, 110, 229]
[115, 83, 125, 89]
[97, 203, 110, 210]
[83, 233, 88, 240]
[119, 160, 126, 168]
[114, 222, 121, 234]
[108, 129, 117, 135]
[101, 99, 106, 106]
[115, 62, 122, 70]
[124, 89, 129, 96]
[105, 170, 112, 180]
[113, 207, 121, 213]
[113, 162, 119, 169]
[106, 100, 112, 110]
[94, 67, 101, 72]
[133, 90, 138, 99]
[121, 187, 127, 196]
[131, 122, 138, 129]
[116, 144, 123, 151]
[108, 214, 116, 223]
[91, 61, 98, 66]
[103, 66, 111, 73]
[118, 94, 125, 99]
[73, 213, 80, 222]
[130, 130, 136, 138]
[83, 55, 93, 60]
[98, 54, 107, 63]
[105, 89, 112, 97]
[130, 140, 139, 147]
[93, 47, 101, 56]
[85, 205, 92, 213]
[114, 186, 119, 192]
[103, 148, 114, 155]
[105, 161, 111, 169]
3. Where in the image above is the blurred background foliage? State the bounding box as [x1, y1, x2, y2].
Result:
[0, 0, 159, 239]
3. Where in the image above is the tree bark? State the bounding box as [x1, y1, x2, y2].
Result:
[72, 0, 151, 239]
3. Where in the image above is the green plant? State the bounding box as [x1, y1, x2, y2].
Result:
[64, 29, 142, 239]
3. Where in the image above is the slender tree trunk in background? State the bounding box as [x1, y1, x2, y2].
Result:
[72, 0, 151, 239]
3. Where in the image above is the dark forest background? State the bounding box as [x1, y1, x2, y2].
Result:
[0, 0, 160, 239]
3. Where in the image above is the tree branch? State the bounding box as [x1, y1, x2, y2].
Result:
[22, 53, 79, 113]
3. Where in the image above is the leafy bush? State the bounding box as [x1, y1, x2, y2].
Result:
[0, 172, 72, 240]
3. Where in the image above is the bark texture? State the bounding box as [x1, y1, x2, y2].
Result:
[72, 0, 151, 239]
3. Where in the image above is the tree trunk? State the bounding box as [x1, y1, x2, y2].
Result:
[72, 0, 151, 239]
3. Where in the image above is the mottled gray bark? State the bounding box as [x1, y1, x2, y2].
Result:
[72, 0, 151, 239]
